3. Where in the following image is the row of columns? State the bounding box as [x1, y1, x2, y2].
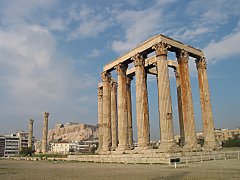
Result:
[97, 42, 217, 153]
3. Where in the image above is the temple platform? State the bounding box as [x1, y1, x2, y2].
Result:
[67, 149, 240, 164]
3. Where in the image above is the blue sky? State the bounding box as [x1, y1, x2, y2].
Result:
[0, 0, 239, 140]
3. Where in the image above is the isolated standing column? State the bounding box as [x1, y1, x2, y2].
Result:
[28, 119, 34, 148]
[42, 112, 49, 153]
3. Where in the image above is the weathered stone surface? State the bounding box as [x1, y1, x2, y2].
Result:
[176, 50, 198, 150]
[196, 57, 217, 150]
[42, 112, 49, 153]
[153, 42, 176, 152]
[132, 53, 150, 149]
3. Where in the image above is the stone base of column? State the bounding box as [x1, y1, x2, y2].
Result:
[115, 145, 130, 152]
[202, 141, 221, 151]
[95, 148, 102, 154]
[183, 143, 201, 152]
[158, 141, 178, 153]
[111, 146, 117, 151]
[98, 150, 111, 155]
[134, 145, 151, 151]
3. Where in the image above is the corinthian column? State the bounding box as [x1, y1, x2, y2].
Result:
[96, 85, 103, 153]
[126, 76, 134, 149]
[176, 50, 198, 150]
[42, 112, 49, 154]
[152, 42, 176, 152]
[196, 57, 217, 150]
[111, 79, 118, 150]
[116, 63, 129, 151]
[101, 71, 111, 152]
[174, 68, 185, 147]
[132, 53, 150, 149]
[28, 119, 34, 148]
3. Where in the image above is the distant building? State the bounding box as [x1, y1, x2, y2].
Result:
[0, 132, 36, 157]
[4, 134, 19, 157]
[174, 128, 240, 146]
[50, 140, 97, 154]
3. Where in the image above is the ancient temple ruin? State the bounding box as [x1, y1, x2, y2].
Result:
[97, 34, 217, 154]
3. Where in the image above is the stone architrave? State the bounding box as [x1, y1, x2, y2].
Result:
[101, 71, 111, 152]
[174, 68, 185, 147]
[116, 63, 129, 151]
[126, 75, 134, 149]
[28, 119, 34, 148]
[96, 86, 103, 153]
[196, 57, 217, 150]
[42, 112, 49, 153]
[152, 42, 176, 151]
[132, 53, 150, 149]
[111, 80, 118, 150]
[176, 50, 198, 150]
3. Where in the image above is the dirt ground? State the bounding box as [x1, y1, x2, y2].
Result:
[0, 158, 239, 180]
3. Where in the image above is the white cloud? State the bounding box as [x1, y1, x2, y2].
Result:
[112, 9, 161, 54]
[204, 29, 240, 62]
[68, 17, 110, 40]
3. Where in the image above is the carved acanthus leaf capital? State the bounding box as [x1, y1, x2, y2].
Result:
[152, 42, 171, 56]
[132, 53, 144, 67]
[44, 112, 49, 118]
[176, 49, 189, 63]
[101, 71, 111, 82]
[126, 75, 133, 87]
[115, 63, 127, 75]
[196, 57, 207, 70]
[98, 86, 103, 97]
[110, 80, 117, 91]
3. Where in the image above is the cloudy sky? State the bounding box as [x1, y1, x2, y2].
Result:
[0, 0, 239, 140]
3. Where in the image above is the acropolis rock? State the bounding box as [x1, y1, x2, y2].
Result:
[48, 122, 97, 142]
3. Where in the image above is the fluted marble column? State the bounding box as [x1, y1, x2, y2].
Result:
[116, 63, 129, 151]
[101, 71, 111, 152]
[28, 119, 34, 148]
[196, 57, 217, 150]
[96, 85, 103, 153]
[132, 53, 150, 149]
[174, 68, 185, 147]
[176, 50, 198, 150]
[126, 76, 134, 149]
[42, 112, 49, 154]
[152, 42, 176, 151]
[111, 80, 118, 150]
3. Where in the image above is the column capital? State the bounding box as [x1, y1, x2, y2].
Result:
[44, 112, 49, 118]
[126, 75, 133, 88]
[196, 57, 207, 70]
[98, 86, 103, 97]
[176, 49, 189, 63]
[152, 42, 171, 56]
[29, 119, 34, 124]
[115, 63, 127, 75]
[110, 80, 117, 91]
[101, 71, 111, 82]
[132, 53, 144, 67]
